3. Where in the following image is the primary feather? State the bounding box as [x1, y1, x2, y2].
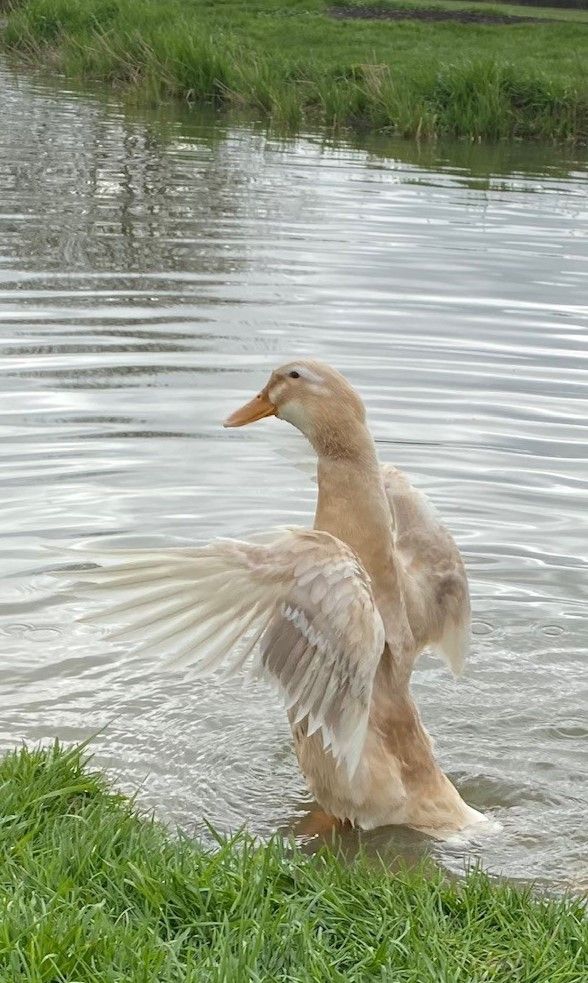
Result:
[70, 529, 385, 779]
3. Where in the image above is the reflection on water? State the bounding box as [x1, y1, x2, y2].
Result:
[0, 62, 587, 893]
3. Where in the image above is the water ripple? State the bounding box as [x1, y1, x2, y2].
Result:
[0, 62, 587, 892]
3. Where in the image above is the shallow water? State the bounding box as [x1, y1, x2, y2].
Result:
[0, 62, 587, 893]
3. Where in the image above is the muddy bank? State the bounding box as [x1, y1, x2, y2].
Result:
[330, 4, 542, 25]
[462, 0, 587, 7]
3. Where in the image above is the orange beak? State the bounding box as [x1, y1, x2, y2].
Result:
[223, 390, 277, 428]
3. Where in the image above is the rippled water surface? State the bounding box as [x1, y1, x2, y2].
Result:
[1, 63, 587, 892]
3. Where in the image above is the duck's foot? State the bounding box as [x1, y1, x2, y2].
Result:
[294, 808, 346, 837]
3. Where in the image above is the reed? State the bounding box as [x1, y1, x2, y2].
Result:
[1, 1, 587, 142]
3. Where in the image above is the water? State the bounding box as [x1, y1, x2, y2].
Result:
[1, 62, 586, 894]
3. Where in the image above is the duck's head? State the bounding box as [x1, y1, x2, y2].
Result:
[223, 359, 366, 451]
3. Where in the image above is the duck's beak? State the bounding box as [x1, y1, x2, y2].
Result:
[223, 390, 277, 428]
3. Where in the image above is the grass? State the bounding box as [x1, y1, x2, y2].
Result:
[1, 0, 587, 143]
[0, 742, 586, 982]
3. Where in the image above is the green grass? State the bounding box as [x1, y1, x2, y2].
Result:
[1, 0, 588, 142]
[3, 0, 588, 143]
[0, 742, 586, 982]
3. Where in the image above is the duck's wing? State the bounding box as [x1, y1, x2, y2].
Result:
[381, 464, 470, 673]
[68, 529, 385, 778]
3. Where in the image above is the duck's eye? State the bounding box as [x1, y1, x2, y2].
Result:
[289, 371, 300, 379]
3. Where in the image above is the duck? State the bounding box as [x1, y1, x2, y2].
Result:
[76, 359, 486, 837]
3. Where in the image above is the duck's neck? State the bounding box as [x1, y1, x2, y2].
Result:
[311, 419, 403, 622]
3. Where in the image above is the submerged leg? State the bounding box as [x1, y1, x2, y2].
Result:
[294, 808, 342, 837]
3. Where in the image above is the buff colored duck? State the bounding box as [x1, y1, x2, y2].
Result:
[77, 360, 486, 837]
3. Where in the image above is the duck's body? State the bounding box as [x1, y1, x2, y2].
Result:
[290, 399, 482, 834]
[77, 359, 486, 837]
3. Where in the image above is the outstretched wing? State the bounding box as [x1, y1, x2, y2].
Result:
[382, 464, 470, 673]
[69, 529, 385, 777]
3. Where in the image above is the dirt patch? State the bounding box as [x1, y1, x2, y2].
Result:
[329, 4, 543, 24]
[462, 0, 587, 7]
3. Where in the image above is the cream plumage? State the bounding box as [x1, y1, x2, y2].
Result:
[74, 359, 487, 836]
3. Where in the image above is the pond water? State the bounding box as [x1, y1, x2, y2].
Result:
[1, 62, 586, 894]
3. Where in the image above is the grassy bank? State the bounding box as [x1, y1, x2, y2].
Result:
[1, 0, 588, 143]
[0, 742, 586, 982]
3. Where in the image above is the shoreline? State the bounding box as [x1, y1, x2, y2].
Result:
[1, 741, 585, 979]
[1, 0, 587, 144]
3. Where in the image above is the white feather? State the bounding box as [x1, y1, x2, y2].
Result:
[71, 528, 385, 777]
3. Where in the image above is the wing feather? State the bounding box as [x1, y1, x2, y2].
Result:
[67, 529, 385, 777]
[382, 463, 470, 673]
